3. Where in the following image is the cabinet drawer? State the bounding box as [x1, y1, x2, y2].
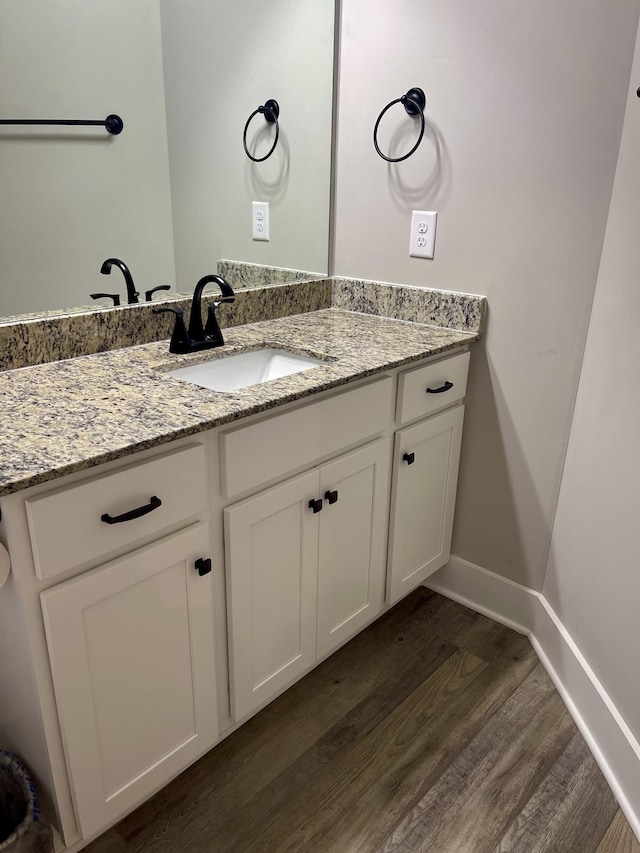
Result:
[26, 443, 207, 580]
[220, 377, 394, 498]
[396, 351, 469, 424]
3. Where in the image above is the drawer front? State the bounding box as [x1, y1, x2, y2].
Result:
[27, 443, 207, 580]
[397, 351, 469, 424]
[220, 377, 394, 498]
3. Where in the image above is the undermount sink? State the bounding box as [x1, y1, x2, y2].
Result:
[166, 348, 326, 392]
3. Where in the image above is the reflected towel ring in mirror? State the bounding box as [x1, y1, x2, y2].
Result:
[243, 99, 280, 162]
[373, 87, 426, 163]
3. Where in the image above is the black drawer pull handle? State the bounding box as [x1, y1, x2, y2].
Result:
[426, 380, 453, 395]
[324, 490, 339, 505]
[195, 557, 212, 577]
[308, 498, 323, 514]
[101, 495, 162, 525]
[403, 452, 415, 465]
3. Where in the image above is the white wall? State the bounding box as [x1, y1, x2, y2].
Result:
[333, 0, 640, 589]
[0, 0, 175, 317]
[159, 0, 334, 289]
[543, 19, 640, 752]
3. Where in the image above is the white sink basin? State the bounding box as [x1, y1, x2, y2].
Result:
[166, 348, 325, 392]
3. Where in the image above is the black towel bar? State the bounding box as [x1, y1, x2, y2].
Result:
[0, 114, 124, 135]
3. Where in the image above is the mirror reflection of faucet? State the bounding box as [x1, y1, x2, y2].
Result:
[154, 274, 235, 354]
[90, 258, 171, 306]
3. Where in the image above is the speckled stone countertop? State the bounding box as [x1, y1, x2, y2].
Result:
[0, 309, 478, 497]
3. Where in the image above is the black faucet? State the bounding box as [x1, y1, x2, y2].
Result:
[91, 260, 173, 306]
[91, 258, 139, 305]
[154, 274, 235, 354]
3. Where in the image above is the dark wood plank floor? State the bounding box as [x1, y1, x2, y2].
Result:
[85, 589, 640, 853]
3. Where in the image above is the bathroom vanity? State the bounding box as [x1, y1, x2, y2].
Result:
[0, 304, 480, 850]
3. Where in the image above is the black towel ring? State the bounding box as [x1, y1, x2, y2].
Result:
[373, 87, 426, 163]
[243, 99, 280, 162]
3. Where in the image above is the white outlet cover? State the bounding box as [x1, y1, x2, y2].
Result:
[409, 210, 437, 259]
[252, 201, 269, 241]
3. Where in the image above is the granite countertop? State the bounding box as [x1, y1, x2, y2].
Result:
[0, 308, 478, 497]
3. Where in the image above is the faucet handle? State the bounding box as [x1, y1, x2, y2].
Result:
[145, 285, 171, 302]
[203, 303, 227, 346]
[216, 276, 235, 300]
[153, 307, 192, 354]
[90, 292, 121, 306]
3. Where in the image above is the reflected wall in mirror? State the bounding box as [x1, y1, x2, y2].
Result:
[0, 0, 335, 319]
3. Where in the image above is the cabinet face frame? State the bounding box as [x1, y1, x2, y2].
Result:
[40, 523, 219, 839]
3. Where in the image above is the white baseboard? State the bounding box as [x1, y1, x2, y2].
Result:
[427, 555, 537, 635]
[426, 555, 640, 842]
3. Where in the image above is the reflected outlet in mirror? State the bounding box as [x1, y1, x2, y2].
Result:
[165, 348, 326, 392]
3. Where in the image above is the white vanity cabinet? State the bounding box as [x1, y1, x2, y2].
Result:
[224, 437, 391, 720]
[387, 352, 469, 604]
[41, 523, 219, 839]
[0, 347, 471, 850]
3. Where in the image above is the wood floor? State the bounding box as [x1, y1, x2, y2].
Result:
[85, 589, 640, 853]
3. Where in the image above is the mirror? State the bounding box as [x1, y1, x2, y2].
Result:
[0, 0, 335, 320]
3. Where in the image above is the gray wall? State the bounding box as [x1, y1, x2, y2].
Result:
[0, 0, 175, 316]
[543, 18, 640, 748]
[333, 0, 640, 590]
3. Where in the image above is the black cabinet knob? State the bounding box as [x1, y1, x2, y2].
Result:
[308, 498, 323, 513]
[324, 490, 339, 505]
[403, 452, 415, 465]
[195, 557, 212, 577]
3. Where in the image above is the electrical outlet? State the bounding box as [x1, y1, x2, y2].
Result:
[409, 210, 437, 259]
[252, 201, 269, 241]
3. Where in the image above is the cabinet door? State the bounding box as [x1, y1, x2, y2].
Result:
[225, 471, 319, 721]
[41, 524, 218, 840]
[317, 439, 391, 657]
[388, 406, 464, 605]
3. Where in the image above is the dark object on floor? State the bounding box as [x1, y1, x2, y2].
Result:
[0, 751, 53, 852]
